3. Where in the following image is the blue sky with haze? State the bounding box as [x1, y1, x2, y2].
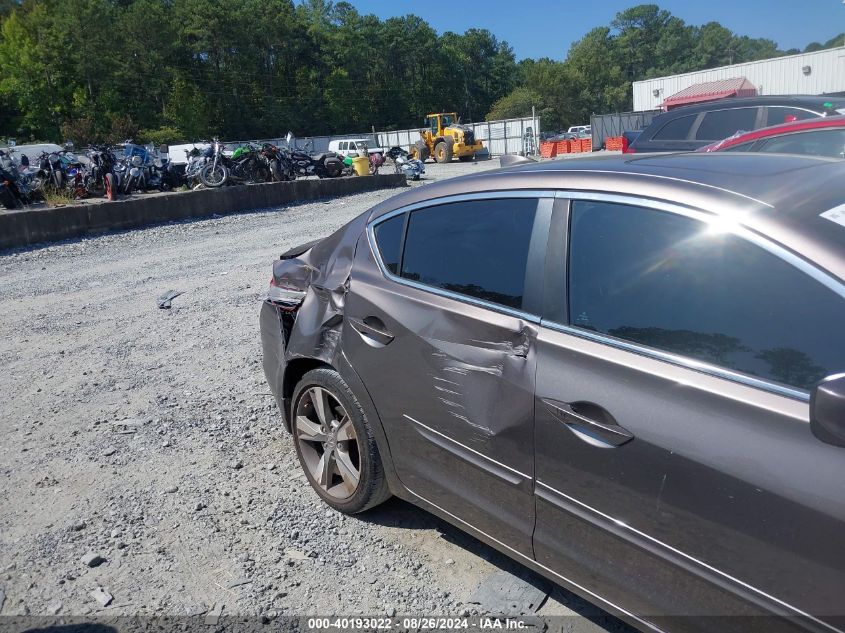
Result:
[347, 0, 845, 60]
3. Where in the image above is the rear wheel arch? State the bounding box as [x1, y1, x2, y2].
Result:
[282, 358, 332, 431]
[280, 354, 403, 497]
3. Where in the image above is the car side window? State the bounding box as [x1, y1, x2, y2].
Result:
[652, 114, 697, 141]
[566, 200, 845, 391]
[695, 108, 758, 141]
[755, 129, 845, 159]
[399, 198, 538, 310]
[373, 213, 405, 274]
[723, 141, 757, 152]
[765, 107, 818, 127]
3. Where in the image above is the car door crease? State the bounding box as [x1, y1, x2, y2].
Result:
[403, 414, 530, 486]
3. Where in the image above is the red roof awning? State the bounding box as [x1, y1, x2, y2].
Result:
[661, 77, 758, 110]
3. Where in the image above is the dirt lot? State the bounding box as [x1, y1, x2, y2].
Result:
[0, 158, 631, 631]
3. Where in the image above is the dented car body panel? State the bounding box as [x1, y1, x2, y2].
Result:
[261, 153, 845, 633]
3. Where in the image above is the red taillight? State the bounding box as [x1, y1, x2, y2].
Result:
[620, 137, 629, 153]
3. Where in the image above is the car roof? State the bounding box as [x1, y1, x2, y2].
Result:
[712, 115, 845, 148]
[651, 95, 843, 119]
[367, 152, 845, 281]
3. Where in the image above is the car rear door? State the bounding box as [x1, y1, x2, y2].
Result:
[343, 193, 552, 556]
[533, 193, 845, 632]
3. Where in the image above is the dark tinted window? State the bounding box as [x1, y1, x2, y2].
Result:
[373, 213, 405, 274]
[756, 129, 845, 159]
[400, 198, 537, 309]
[652, 115, 697, 140]
[695, 108, 758, 140]
[765, 107, 819, 127]
[567, 200, 845, 390]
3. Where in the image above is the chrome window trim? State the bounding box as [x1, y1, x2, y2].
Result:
[367, 191, 554, 324]
[543, 322, 809, 402]
[552, 191, 845, 402]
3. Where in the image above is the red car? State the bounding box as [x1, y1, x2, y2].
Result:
[699, 114, 845, 158]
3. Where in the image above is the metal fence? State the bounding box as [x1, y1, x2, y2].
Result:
[377, 116, 540, 156]
[591, 110, 660, 150]
[168, 115, 540, 165]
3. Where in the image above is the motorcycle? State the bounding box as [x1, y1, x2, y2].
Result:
[183, 145, 212, 189]
[261, 143, 295, 182]
[199, 139, 272, 188]
[285, 131, 343, 179]
[35, 150, 68, 194]
[84, 145, 120, 200]
[61, 148, 88, 198]
[386, 146, 425, 181]
[6, 151, 40, 205]
[368, 149, 386, 175]
[117, 142, 179, 194]
[0, 150, 26, 209]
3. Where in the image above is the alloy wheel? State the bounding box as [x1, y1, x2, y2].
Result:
[294, 386, 361, 500]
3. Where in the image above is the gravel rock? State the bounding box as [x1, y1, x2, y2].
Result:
[226, 577, 252, 588]
[80, 552, 106, 568]
[90, 587, 113, 607]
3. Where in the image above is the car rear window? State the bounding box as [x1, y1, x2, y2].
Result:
[566, 199, 845, 391]
[764, 107, 819, 127]
[695, 108, 758, 141]
[399, 198, 537, 310]
[652, 114, 697, 141]
[373, 213, 405, 274]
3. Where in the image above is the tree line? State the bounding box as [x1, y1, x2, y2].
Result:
[0, 0, 840, 145]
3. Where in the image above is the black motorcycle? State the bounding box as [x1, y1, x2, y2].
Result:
[35, 150, 67, 193]
[285, 132, 343, 179]
[0, 163, 23, 209]
[261, 143, 295, 182]
[85, 145, 120, 200]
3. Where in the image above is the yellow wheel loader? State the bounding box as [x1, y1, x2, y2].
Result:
[410, 113, 484, 163]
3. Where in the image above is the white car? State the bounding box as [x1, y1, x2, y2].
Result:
[567, 125, 591, 137]
[328, 138, 384, 159]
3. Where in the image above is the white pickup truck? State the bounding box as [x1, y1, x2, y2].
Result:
[328, 138, 385, 159]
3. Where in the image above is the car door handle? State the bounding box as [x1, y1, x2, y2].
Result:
[542, 398, 634, 448]
[348, 316, 394, 347]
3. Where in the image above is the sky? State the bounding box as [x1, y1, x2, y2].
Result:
[345, 0, 845, 60]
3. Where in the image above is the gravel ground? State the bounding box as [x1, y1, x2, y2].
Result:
[0, 158, 631, 631]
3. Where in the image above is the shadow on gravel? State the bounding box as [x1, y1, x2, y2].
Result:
[358, 497, 635, 632]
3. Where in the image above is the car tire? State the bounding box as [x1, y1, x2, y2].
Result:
[434, 139, 453, 163]
[415, 140, 429, 163]
[291, 368, 391, 514]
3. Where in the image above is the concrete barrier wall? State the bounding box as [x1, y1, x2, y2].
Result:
[0, 174, 406, 251]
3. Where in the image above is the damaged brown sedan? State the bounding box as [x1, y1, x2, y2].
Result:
[261, 152, 845, 633]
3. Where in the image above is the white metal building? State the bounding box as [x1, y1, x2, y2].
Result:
[633, 46, 845, 111]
